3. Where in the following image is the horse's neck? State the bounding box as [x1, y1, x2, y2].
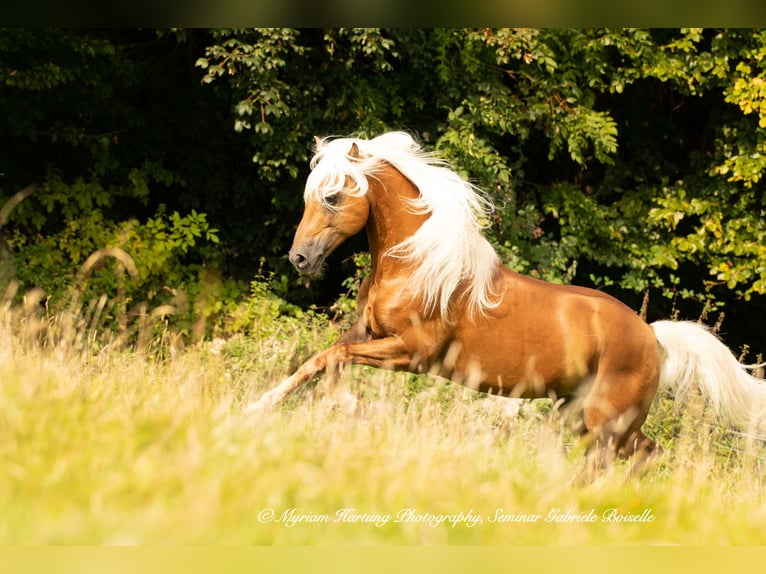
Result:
[365, 166, 426, 281]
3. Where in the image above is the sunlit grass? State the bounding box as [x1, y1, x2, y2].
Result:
[1, 289, 765, 545]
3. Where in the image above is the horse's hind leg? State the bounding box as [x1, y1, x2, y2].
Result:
[618, 427, 661, 459]
[582, 372, 660, 469]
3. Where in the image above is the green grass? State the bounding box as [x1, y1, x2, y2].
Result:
[2, 296, 766, 545]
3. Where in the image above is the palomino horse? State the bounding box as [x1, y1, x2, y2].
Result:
[249, 131, 766, 461]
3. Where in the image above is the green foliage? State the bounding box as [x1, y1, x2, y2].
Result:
[2, 28, 766, 350]
[197, 28, 304, 139]
[430, 28, 765, 344]
[221, 272, 339, 370]
[0, 30, 232, 328]
[5, 160, 219, 315]
[649, 185, 766, 298]
[9, 204, 219, 307]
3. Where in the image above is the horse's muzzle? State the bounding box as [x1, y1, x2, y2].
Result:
[289, 242, 325, 276]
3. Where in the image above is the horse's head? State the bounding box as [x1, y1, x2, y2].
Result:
[288, 141, 371, 275]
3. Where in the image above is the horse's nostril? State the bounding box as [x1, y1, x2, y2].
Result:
[290, 250, 308, 270]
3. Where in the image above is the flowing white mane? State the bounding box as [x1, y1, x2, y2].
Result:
[306, 131, 501, 320]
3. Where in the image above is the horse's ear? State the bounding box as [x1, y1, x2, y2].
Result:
[348, 142, 360, 160]
[313, 135, 322, 149]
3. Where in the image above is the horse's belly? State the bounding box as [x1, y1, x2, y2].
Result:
[463, 351, 591, 399]
[452, 316, 598, 399]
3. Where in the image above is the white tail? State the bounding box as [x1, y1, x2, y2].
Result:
[651, 320, 766, 438]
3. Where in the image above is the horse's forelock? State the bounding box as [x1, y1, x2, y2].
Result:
[305, 138, 373, 204]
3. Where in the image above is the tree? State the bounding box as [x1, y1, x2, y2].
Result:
[197, 28, 765, 352]
[2, 28, 764, 353]
[0, 29, 222, 317]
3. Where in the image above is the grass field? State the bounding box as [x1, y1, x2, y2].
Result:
[2, 288, 766, 545]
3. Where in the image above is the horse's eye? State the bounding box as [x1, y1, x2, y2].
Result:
[325, 193, 340, 207]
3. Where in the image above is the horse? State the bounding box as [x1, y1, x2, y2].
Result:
[247, 130, 766, 463]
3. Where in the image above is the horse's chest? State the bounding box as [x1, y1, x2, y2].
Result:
[362, 283, 419, 339]
[363, 296, 401, 338]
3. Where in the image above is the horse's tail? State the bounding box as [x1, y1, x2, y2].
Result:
[650, 320, 766, 438]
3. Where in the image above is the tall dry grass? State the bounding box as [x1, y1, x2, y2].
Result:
[1, 277, 766, 545]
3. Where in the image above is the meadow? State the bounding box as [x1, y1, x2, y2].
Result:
[2, 280, 766, 546]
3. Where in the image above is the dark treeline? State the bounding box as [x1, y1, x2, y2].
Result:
[1, 29, 764, 354]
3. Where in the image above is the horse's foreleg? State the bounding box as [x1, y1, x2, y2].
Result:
[334, 336, 415, 371]
[246, 295, 374, 414]
[246, 348, 332, 413]
[246, 335, 414, 413]
[320, 336, 417, 412]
